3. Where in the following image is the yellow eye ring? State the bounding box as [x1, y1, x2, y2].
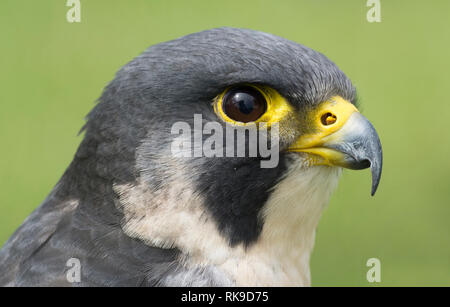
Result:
[214, 84, 293, 127]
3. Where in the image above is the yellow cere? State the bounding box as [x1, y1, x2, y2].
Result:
[285, 96, 359, 167]
[214, 84, 293, 127]
[288, 96, 359, 151]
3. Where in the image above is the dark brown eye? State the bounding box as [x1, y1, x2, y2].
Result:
[222, 86, 267, 123]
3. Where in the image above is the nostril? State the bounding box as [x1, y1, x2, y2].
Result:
[321, 112, 337, 126]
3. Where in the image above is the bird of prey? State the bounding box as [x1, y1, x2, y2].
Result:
[0, 28, 382, 287]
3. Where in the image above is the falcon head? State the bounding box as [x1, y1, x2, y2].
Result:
[79, 28, 382, 285]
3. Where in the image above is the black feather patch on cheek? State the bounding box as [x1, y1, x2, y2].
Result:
[194, 156, 288, 247]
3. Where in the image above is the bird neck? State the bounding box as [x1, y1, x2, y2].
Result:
[214, 165, 341, 286]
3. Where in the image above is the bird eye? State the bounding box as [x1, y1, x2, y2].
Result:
[221, 86, 267, 123]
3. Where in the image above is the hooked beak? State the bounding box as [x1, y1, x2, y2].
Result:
[287, 96, 383, 196]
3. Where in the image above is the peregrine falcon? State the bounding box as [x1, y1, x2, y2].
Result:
[0, 28, 382, 287]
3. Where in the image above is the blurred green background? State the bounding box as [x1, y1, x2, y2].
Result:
[1, 0, 449, 286]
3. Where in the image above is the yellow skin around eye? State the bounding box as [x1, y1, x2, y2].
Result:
[213, 84, 294, 127]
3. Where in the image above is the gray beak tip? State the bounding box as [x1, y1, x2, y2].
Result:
[369, 152, 383, 196]
[371, 184, 378, 197]
[334, 112, 383, 197]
